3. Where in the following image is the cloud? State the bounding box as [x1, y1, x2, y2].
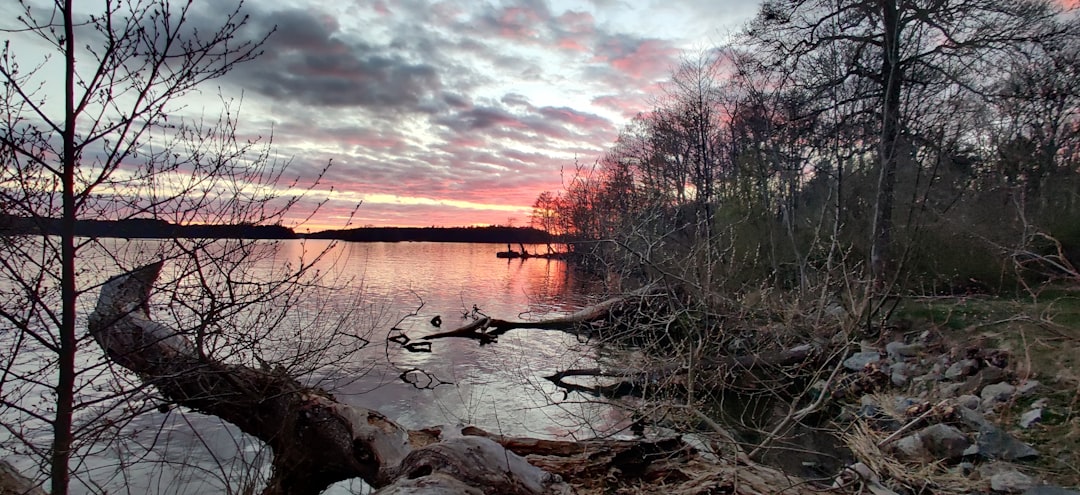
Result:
[230, 8, 443, 110]
[190, 0, 713, 227]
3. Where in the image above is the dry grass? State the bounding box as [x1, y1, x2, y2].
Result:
[842, 420, 984, 494]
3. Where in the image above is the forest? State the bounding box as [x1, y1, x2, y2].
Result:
[531, 0, 1079, 296]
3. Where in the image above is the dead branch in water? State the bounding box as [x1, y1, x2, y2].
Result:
[421, 285, 663, 341]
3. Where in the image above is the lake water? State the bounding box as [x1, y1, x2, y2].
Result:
[0, 239, 625, 494]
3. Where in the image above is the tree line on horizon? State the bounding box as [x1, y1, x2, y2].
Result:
[0, 214, 553, 243]
[532, 0, 1079, 295]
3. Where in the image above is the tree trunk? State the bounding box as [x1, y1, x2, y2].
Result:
[52, 2, 79, 493]
[870, 0, 903, 292]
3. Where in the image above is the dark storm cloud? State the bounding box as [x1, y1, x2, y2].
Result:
[224, 8, 442, 110]
[435, 100, 613, 145]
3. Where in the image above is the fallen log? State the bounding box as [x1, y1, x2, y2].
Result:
[88, 263, 570, 495]
[460, 426, 694, 481]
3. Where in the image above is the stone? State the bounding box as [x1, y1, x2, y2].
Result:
[981, 382, 1017, 403]
[945, 359, 979, 380]
[1019, 409, 1043, 429]
[886, 341, 922, 360]
[844, 351, 882, 371]
[971, 365, 1009, 386]
[958, 406, 991, 429]
[918, 424, 971, 460]
[891, 362, 912, 387]
[977, 424, 1040, 461]
[991, 469, 1035, 493]
[957, 394, 981, 411]
[893, 434, 927, 460]
[1016, 380, 1041, 397]
[940, 381, 965, 397]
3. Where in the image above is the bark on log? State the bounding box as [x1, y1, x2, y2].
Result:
[460, 426, 694, 481]
[88, 263, 570, 495]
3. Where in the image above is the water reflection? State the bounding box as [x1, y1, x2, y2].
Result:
[1, 239, 621, 494]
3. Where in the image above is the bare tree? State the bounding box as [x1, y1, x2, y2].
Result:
[744, 0, 1061, 289]
[0, 1, 369, 493]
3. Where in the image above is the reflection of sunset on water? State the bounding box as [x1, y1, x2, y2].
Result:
[258, 239, 622, 439]
[272, 240, 586, 319]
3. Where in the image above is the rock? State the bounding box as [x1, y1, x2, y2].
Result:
[893, 434, 928, 460]
[1030, 398, 1050, 409]
[977, 424, 1040, 461]
[981, 382, 1017, 403]
[957, 394, 981, 411]
[958, 406, 991, 429]
[891, 362, 912, 387]
[970, 365, 1009, 386]
[886, 341, 922, 360]
[918, 424, 971, 461]
[1023, 487, 1080, 495]
[991, 469, 1035, 493]
[913, 371, 945, 384]
[946, 359, 979, 380]
[1016, 380, 1041, 397]
[940, 381, 965, 397]
[844, 352, 882, 371]
[1019, 409, 1043, 429]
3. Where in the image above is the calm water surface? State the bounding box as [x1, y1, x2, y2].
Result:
[3, 239, 624, 494]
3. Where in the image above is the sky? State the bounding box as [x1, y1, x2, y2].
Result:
[206, 0, 764, 230]
[7, 0, 763, 231]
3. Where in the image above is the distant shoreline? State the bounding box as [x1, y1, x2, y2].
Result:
[0, 216, 557, 244]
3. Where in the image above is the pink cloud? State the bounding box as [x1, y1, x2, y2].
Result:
[557, 11, 595, 34]
[497, 6, 545, 40]
[593, 94, 649, 119]
[606, 39, 679, 79]
[557, 38, 587, 52]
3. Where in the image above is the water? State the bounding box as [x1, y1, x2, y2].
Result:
[0, 239, 624, 494]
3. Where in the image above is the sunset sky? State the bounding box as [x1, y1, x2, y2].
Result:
[3, 0, 761, 230]
[199, 0, 761, 230]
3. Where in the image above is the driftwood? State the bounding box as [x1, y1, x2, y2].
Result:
[88, 263, 569, 495]
[422, 287, 659, 341]
[461, 426, 695, 481]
